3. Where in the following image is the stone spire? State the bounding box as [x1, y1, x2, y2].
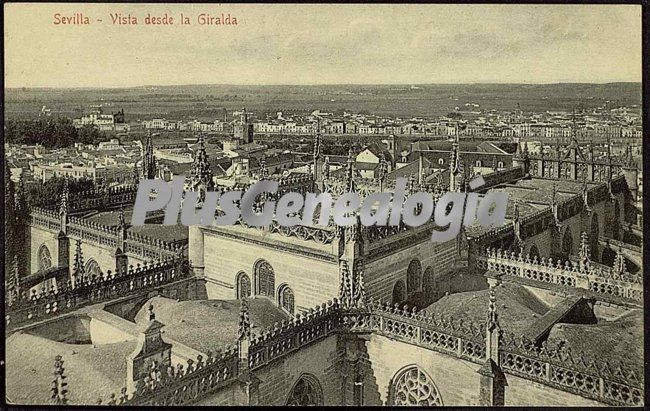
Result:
[322, 156, 331, 180]
[487, 286, 499, 335]
[142, 133, 156, 180]
[313, 125, 322, 159]
[14, 175, 28, 215]
[338, 260, 352, 304]
[313, 129, 322, 182]
[8, 255, 21, 304]
[479, 284, 507, 406]
[147, 304, 156, 321]
[72, 240, 85, 281]
[613, 247, 626, 276]
[579, 231, 590, 271]
[51, 355, 68, 405]
[449, 130, 462, 191]
[377, 154, 389, 191]
[189, 135, 214, 195]
[238, 299, 251, 341]
[238, 298, 252, 371]
[352, 259, 366, 308]
[550, 183, 560, 226]
[59, 178, 69, 218]
[581, 176, 590, 210]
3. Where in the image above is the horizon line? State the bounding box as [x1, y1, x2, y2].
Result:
[4, 81, 642, 91]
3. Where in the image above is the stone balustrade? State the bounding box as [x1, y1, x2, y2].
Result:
[5, 257, 190, 329]
[476, 249, 642, 303]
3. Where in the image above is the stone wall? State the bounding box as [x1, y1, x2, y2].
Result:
[200, 228, 339, 311]
[364, 333, 481, 405]
[365, 236, 457, 302]
[254, 334, 341, 405]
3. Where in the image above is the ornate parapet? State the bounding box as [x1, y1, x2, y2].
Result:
[68, 185, 138, 213]
[67, 216, 119, 248]
[233, 217, 338, 245]
[30, 207, 62, 232]
[5, 257, 190, 329]
[476, 248, 642, 303]
[125, 231, 187, 260]
[499, 332, 643, 406]
[107, 349, 240, 406]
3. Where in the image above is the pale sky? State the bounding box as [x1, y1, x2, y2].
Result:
[4, 3, 642, 88]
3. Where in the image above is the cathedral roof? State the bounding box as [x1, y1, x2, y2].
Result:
[133, 297, 290, 354]
[423, 282, 550, 336]
[6, 332, 136, 405]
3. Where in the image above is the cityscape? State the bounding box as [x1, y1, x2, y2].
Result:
[3, 3, 645, 408]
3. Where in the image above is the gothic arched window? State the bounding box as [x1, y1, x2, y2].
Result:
[423, 267, 436, 296]
[406, 259, 422, 295]
[278, 284, 295, 314]
[38, 245, 52, 271]
[236, 272, 251, 299]
[392, 280, 406, 305]
[85, 259, 102, 278]
[286, 374, 323, 406]
[254, 260, 275, 298]
[389, 366, 443, 406]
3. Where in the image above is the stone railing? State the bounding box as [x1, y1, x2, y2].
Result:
[248, 300, 343, 370]
[31, 208, 184, 260]
[97, 296, 641, 406]
[233, 215, 338, 245]
[30, 207, 63, 232]
[68, 216, 119, 248]
[125, 231, 187, 259]
[347, 299, 642, 406]
[69, 185, 138, 212]
[476, 249, 642, 303]
[342, 298, 487, 364]
[5, 257, 190, 329]
[499, 332, 643, 406]
[116, 349, 240, 406]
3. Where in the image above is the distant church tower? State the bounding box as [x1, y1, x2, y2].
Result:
[188, 135, 215, 200]
[449, 130, 462, 191]
[234, 108, 254, 144]
[313, 124, 323, 185]
[141, 133, 156, 179]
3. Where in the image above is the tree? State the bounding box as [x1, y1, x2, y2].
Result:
[26, 177, 95, 208]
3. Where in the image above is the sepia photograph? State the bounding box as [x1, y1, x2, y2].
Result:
[3, 2, 645, 407]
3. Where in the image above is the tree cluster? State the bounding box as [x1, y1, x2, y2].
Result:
[26, 176, 95, 208]
[4, 117, 105, 148]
